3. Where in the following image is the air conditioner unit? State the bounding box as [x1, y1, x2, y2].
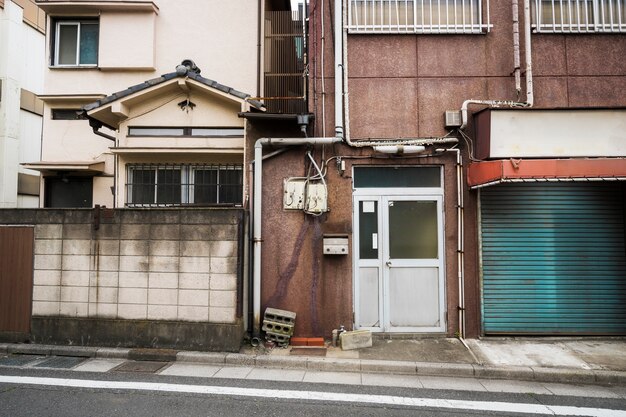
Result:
[445, 110, 462, 128]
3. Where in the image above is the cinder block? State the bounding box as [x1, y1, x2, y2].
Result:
[210, 290, 236, 308]
[96, 224, 120, 240]
[210, 257, 237, 274]
[96, 240, 120, 256]
[34, 270, 61, 286]
[94, 255, 119, 271]
[32, 301, 59, 316]
[148, 256, 179, 273]
[61, 286, 89, 303]
[61, 254, 90, 271]
[117, 304, 147, 320]
[149, 240, 180, 256]
[33, 286, 60, 302]
[180, 240, 211, 257]
[340, 330, 372, 351]
[262, 320, 294, 335]
[118, 271, 148, 288]
[147, 304, 177, 320]
[59, 302, 88, 317]
[34, 239, 62, 255]
[89, 287, 118, 304]
[118, 287, 148, 304]
[179, 256, 210, 273]
[89, 302, 117, 318]
[178, 306, 209, 322]
[210, 224, 238, 240]
[34, 254, 62, 270]
[120, 224, 150, 239]
[62, 224, 91, 239]
[210, 274, 237, 291]
[119, 255, 149, 272]
[179, 273, 210, 290]
[61, 270, 90, 287]
[179, 289, 209, 306]
[209, 307, 236, 323]
[148, 288, 178, 305]
[89, 271, 119, 288]
[150, 224, 180, 240]
[180, 225, 211, 240]
[149, 272, 179, 289]
[120, 240, 149, 256]
[62, 239, 91, 255]
[209, 241, 237, 257]
[264, 308, 296, 324]
[35, 224, 62, 239]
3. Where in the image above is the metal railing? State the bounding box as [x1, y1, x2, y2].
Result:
[348, 0, 491, 34]
[533, 0, 626, 32]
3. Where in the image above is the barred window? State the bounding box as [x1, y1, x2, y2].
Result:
[348, 0, 491, 34]
[126, 164, 243, 207]
[533, 0, 626, 32]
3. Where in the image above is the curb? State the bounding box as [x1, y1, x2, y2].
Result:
[2, 343, 625, 386]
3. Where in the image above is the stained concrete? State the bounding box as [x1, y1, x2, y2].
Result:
[358, 338, 476, 364]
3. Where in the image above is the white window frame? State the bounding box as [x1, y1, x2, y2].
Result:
[533, 0, 626, 33]
[53, 20, 99, 67]
[347, 0, 491, 34]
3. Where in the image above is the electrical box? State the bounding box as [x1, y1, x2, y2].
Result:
[323, 234, 349, 255]
[305, 182, 328, 213]
[283, 178, 306, 210]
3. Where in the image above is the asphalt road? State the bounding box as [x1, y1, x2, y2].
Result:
[1, 366, 625, 417]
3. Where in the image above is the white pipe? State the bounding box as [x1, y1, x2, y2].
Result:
[437, 148, 465, 339]
[524, 0, 534, 106]
[512, 0, 521, 94]
[321, 0, 327, 137]
[459, 0, 534, 130]
[334, 0, 343, 138]
[252, 137, 341, 336]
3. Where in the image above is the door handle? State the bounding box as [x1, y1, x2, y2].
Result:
[386, 261, 392, 267]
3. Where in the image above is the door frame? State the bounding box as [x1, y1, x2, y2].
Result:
[352, 169, 446, 333]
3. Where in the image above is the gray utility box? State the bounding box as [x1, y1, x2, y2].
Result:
[323, 234, 349, 255]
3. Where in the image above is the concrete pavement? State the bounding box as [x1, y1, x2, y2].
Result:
[1, 337, 625, 386]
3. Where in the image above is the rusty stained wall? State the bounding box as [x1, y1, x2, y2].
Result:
[247, 115, 470, 337]
[301, 0, 626, 338]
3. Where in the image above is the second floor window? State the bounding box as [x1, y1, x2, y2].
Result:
[54, 20, 99, 66]
[533, 0, 626, 32]
[348, 0, 490, 34]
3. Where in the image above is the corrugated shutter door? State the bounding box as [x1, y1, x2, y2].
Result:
[481, 183, 626, 334]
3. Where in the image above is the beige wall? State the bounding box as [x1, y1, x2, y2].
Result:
[99, 12, 156, 70]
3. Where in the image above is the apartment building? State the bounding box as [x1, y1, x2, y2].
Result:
[0, 0, 45, 207]
[250, 0, 626, 339]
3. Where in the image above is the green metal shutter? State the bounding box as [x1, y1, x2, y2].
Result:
[481, 183, 626, 334]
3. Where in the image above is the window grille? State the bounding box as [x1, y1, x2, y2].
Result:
[126, 164, 243, 207]
[533, 0, 626, 32]
[348, 0, 491, 34]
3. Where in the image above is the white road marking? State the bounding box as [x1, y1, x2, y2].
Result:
[0, 375, 624, 417]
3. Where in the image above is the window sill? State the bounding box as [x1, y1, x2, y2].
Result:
[49, 65, 99, 70]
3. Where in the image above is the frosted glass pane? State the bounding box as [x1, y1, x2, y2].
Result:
[58, 25, 78, 65]
[359, 201, 378, 259]
[389, 201, 438, 259]
[79, 23, 98, 65]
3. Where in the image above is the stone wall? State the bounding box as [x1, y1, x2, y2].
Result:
[0, 208, 245, 351]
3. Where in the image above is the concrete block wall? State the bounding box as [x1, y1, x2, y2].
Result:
[30, 209, 241, 325]
[1, 208, 243, 326]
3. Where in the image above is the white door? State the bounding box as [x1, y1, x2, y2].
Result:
[354, 195, 445, 332]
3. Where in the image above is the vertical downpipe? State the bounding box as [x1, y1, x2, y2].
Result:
[334, 0, 344, 138]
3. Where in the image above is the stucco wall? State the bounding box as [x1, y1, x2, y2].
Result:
[0, 207, 245, 350]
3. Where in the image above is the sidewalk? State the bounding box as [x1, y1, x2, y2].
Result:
[1, 337, 625, 386]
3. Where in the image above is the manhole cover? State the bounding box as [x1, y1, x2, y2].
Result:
[289, 348, 327, 357]
[112, 361, 167, 373]
[0, 355, 43, 367]
[34, 356, 87, 369]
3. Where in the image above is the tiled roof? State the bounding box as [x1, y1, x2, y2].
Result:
[83, 69, 265, 112]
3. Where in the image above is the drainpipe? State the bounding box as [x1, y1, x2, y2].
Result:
[334, 0, 343, 138]
[252, 136, 341, 338]
[459, 0, 534, 130]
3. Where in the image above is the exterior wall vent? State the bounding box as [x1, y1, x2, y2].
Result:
[445, 110, 462, 128]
